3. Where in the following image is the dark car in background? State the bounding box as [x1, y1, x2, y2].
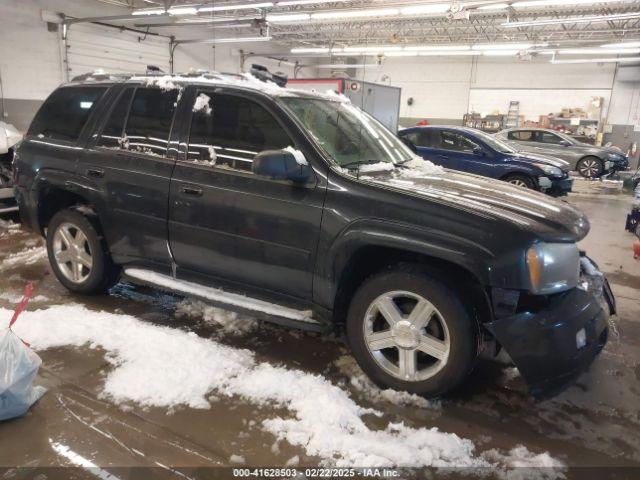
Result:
[496, 127, 629, 178]
[14, 71, 613, 397]
[399, 125, 573, 196]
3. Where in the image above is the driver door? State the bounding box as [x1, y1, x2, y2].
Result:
[168, 88, 325, 300]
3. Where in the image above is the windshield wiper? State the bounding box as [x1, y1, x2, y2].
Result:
[340, 159, 391, 170]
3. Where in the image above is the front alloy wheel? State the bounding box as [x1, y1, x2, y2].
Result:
[363, 291, 450, 381]
[346, 266, 478, 397]
[577, 157, 603, 178]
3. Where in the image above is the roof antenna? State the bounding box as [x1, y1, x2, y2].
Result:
[146, 65, 164, 74]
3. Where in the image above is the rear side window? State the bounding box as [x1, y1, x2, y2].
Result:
[187, 92, 293, 172]
[508, 130, 534, 141]
[28, 86, 106, 142]
[97, 88, 134, 149]
[95, 87, 177, 156]
[124, 88, 178, 156]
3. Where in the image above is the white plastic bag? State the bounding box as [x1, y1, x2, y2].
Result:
[0, 284, 46, 421]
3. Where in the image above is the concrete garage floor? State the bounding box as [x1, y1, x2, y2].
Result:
[0, 180, 639, 479]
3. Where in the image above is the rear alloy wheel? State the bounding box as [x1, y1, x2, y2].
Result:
[347, 267, 478, 397]
[47, 209, 119, 294]
[504, 174, 535, 189]
[576, 156, 603, 178]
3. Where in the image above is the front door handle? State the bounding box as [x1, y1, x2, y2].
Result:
[86, 168, 105, 178]
[438, 154, 449, 160]
[180, 186, 203, 197]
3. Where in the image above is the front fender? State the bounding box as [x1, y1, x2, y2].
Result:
[316, 218, 496, 310]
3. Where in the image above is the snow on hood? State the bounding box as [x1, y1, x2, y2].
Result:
[0, 122, 23, 155]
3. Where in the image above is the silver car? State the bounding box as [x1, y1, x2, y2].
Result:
[496, 128, 629, 178]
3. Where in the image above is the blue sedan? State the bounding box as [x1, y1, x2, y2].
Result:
[398, 126, 573, 196]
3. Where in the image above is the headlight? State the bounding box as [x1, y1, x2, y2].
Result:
[532, 163, 563, 177]
[526, 242, 580, 294]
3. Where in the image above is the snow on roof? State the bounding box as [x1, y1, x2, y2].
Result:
[126, 72, 347, 101]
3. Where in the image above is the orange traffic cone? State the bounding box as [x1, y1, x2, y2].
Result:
[634, 240, 640, 259]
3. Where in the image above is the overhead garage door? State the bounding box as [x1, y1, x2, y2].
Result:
[65, 23, 171, 79]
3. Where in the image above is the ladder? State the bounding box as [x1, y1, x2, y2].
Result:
[505, 101, 520, 128]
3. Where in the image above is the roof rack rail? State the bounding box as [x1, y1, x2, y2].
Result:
[250, 64, 287, 88]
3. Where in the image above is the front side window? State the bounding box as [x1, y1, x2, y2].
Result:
[539, 132, 564, 145]
[282, 97, 413, 168]
[188, 92, 293, 171]
[440, 132, 479, 153]
[28, 86, 107, 142]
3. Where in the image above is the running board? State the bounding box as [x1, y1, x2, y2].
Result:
[123, 268, 326, 332]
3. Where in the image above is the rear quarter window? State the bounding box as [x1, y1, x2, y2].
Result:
[28, 86, 107, 142]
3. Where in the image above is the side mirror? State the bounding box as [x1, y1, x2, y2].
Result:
[400, 136, 417, 153]
[473, 146, 485, 156]
[559, 140, 571, 147]
[252, 149, 311, 183]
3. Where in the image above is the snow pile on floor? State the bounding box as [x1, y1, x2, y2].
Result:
[4, 305, 563, 472]
[175, 299, 258, 336]
[333, 355, 439, 409]
[0, 246, 47, 272]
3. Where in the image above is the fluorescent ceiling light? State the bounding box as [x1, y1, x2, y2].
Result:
[199, 2, 273, 12]
[482, 50, 521, 55]
[477, 3, 510, 10]
[385, 51, 420, 57]
[601, 41, 640, 48]
[513, 0, 625, 7]
[503, 12, 640, 27]
[420, 50, 482, 56]
[551, 56, 640, 64]
[267, 13, 311, 21]
[311, 8, 399, 19]
[168, 6, 198, 15]
[201, 36, 272, 44]
[343, 46, 402, 52]
[132, 8, 166, 15]
[472, 43, 532, 50]
[290, 47, 331, 53]
[405, 45, 471, 51]
[399, 4, 450, 15]
[558, 48, 640, 54]
[277, 0, 349, 5]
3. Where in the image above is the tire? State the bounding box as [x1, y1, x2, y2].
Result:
[346, 266, 478, 397]
[503, 173, 535, 189]
[46, 208, 120, 294]
[576, 156, 603, 178]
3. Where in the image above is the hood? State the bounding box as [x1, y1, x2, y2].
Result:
[359, 162, 589, 242]
[507, 150, 571, 170]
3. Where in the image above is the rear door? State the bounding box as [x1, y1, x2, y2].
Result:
[168, 87, 325, 300]
[80, 85, 179, 268]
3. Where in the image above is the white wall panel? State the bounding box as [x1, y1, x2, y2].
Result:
[66, 23, 170, 79]
[468, 88, 611, 121]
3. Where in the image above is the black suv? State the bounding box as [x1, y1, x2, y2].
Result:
[14, 71, 615, 397]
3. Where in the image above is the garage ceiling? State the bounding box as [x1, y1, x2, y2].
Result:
[89, 0, 640, 54]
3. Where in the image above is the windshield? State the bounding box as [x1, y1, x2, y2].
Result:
[281, 97, 414, 167]
[472, 130, 517, 154]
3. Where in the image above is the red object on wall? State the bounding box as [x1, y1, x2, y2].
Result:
[634, 241, 640, 259]
[416, 120, 429, 126]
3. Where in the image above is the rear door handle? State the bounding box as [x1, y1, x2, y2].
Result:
[180, 186, 203, 197]
[86, 168, 104, 178]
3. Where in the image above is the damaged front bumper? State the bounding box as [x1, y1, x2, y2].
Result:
[486, 256, 615, 397]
